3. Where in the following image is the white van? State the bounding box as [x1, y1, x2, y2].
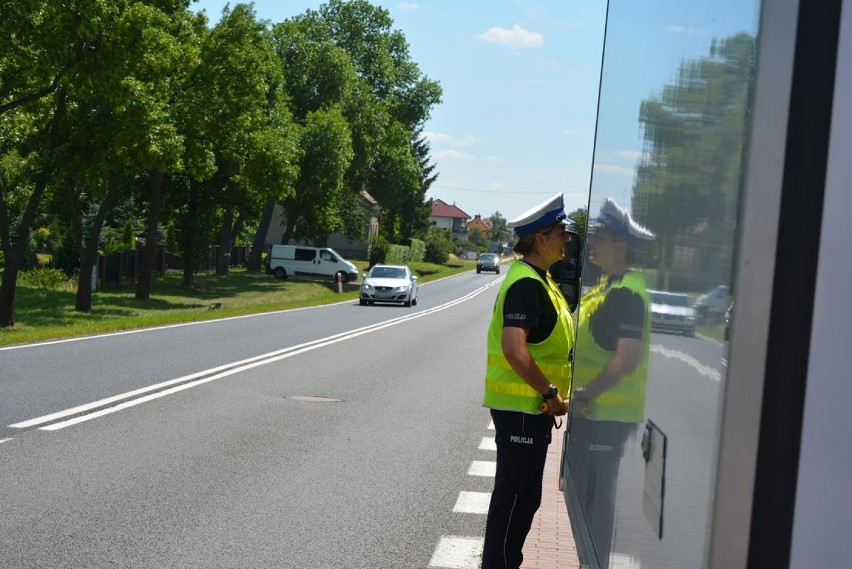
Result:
[267, 244, 359, 282]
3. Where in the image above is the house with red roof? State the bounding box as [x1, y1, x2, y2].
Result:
[467, 214, 491, 236]
[429, 199, 471, 240]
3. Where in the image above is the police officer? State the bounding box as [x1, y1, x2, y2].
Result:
[482, 193, 576, 569]
[567, 197, 654, 565]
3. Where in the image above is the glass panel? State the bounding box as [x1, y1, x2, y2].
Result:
[564, 1, 762, 567]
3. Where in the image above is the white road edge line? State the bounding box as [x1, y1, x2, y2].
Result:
[14, 278, 504, 431]
[650, 344, 722, 381]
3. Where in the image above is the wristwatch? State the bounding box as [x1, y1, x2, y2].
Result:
[543, 385, 559, 399]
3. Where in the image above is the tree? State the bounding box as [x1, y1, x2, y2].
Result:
[423, 226, 453, 264]
[291, 0, 442, 240]
[0, 86, 65, 326]
[489, 211, 509, 243]
[566, 207, 587, 242]
[60, 2, 195, 311]
[401, 127, 438, 238]
[632, 33, 755, 290]
[128, 5, 205, 300]
[280, 107, 353, 245]
[369, 120, 421, 241]
[264, 19, 360, 250]
[468, 227, 488, 250]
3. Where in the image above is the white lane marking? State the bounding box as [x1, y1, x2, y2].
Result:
[478, 437, 496, 451]
[429, 536, 484, 569]
[453, 491, 491, 514]
[0, 271, 477, 352]
[488, 420, 494, 430]
[468, 460, 496, 477]
[651, 344, 723, 381]
[12, 278, 504, 431]
[0, 437, 12, 444]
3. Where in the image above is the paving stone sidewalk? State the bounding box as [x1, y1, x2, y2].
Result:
[521, 422, 581, 568]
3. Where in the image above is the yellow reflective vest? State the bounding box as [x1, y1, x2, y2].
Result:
[483, 260, 575, 413]
[573, 271, 651, 422]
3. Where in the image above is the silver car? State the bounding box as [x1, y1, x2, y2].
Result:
[359, 264, 419, 307]
[649, 290, 696, 337]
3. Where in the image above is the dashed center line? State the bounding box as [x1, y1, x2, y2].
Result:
[430, 420, 496, 568]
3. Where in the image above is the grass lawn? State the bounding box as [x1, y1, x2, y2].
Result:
[696, 322, 726, 342]
[0, 260, 473, 347]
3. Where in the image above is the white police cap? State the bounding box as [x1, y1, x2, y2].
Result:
[590, 197, 654, 242]
[508, 193, 567, 237]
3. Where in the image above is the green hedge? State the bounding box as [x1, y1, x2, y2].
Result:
[386, 244, 408, 265]
[408, 238, 425, 263]
[18, 267, 74, 289]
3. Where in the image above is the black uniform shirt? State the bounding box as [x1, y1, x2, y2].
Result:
[588, 275, 646, 351]
[502, 262, 557, 344]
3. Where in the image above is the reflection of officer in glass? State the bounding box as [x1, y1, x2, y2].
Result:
[567, 197, 654, 565]
[482, 193, 575, 569]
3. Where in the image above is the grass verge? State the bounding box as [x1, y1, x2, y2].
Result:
[0, 260, 473, 347]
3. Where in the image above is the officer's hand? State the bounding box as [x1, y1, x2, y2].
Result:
[571, 388, 590, 417]
[544, 394, 567, 416]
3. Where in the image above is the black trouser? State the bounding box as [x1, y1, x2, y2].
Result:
[566, 415, 637, 567]
[482, 409, 553, 569]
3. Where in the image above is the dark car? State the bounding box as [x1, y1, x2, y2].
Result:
[477, 253, 501, 274]
[724, 301, 734, 340]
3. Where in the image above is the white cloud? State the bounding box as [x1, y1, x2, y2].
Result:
[455, 133, 482, 147]
[490, 182, 509, 191]
[665, 25, 707, 35]
[397, 2, 419, 10]
[610, 150, 642, 161]
[478, 25, 544, 49]
[424, 131, 481, 147]
[424, 131, 453, 143]
[594, 163, 634, 177]
[434, 150, 476, 161]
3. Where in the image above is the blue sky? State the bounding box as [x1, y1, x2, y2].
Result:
[189, 0, 759, 222]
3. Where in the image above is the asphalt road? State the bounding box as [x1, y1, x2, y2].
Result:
[1, 271, 505, 569]
[577, 327, 728, 569]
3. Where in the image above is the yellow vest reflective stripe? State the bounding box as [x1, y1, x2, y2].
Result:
[486, 353, 572, 381]
[574, 271, 651, 422]
[483, 261, 575, 413]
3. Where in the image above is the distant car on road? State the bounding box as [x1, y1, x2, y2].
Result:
[359, 264, 418, 307]
[649, 290, 696, 337]
[694, 285, 729, 324]
[477, 253, 501, 274]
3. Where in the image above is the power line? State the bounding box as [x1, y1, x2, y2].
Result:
[428, 184, 587, 195]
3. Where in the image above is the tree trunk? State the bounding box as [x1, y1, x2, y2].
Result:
[216, 208, 233, 276]
[136, 169, 164, 301]
[0, 264, 20, 328]
[181, 184, 198, 288]
[247, 198, 275, 272]
[75, 172, 122, 313]
[0, 87, 66, 328]
[281, 203, 299, 245]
